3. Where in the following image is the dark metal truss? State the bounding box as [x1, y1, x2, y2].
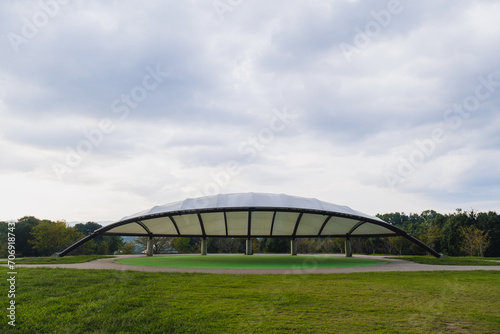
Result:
[59, 207, 441, 257]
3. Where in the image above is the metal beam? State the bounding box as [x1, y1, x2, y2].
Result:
[197, 213, 206, 237]
[137, 221, 152, 235]
[169, 216, 181, 235]
[292, 213, 304, 237]
[224, 212, 228, 236]
[59, 207, 442, 258]
[346, 221, 365, 236]
[270, 211, 277, 236]
[402, 234, 441, 258]
[58, 232, 100, 257]
[247, 211, 252, 238]
[318, 215, 332, 236]
[97, 232, 403, 238]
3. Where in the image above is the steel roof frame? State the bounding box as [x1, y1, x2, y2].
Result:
[59, 207, 441, 257]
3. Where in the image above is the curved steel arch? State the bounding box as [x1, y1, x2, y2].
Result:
[59, 193, 441, 257]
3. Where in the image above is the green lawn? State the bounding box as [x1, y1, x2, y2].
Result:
[115, 254, 386, 269]
[2, 269, 499, 333]
[0, 255, 115, 265]
[387, 256, 500, 266]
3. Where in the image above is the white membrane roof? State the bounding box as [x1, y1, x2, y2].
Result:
[97, 193, 398, 238]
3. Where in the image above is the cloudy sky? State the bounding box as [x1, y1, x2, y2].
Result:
[1, 0, 499, 223]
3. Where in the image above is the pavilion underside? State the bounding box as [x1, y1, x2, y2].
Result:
[59, 193, 441, 258]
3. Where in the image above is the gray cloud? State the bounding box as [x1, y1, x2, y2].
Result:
[0, 0, 499, 221]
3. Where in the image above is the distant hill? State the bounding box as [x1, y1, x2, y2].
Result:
[68, 221, 114, 227]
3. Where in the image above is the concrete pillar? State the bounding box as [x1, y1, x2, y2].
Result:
[147, 237, 153, 257]
[345, 238, 352, 257]
[246, 238, 253, 255]
[201, 238, 208, 255]
[290, 239, 297, 256]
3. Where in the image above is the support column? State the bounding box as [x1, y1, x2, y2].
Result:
[345, 237, 352, 257]
[290, 238, 297, 256]
[246, 238, 253, 255]
[147, 237, 153, 257]
[201, 237, 207, 255]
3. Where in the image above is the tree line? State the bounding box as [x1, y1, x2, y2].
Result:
[375, 209, 498, 257]
[1, 209, 498, 258]
[0, 217, 122, 257]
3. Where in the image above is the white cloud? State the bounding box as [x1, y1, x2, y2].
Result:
[0, 0, 499, 222]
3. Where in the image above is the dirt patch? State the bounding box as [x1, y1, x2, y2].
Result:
[444, 321, 472, 333]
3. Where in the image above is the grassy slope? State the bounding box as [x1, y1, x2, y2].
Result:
[387, 256, 500, 266]
[115, 254, 387, 269]
[2, 269, 499, 333]
[0, 255, 115, 264]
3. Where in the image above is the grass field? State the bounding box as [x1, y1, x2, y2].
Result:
[0, 255, 114, 265]
[387, 256, 500, 266]
[2, 268, 499, 333]
[4, 254, 499, 267]
[115, 254, 387, 269]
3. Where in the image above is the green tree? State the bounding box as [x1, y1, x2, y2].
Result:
[421, 225, 443, 250]
[316, 238, 341, 253]
[459, 226, 491, 257]
[208, 237, 243, 253]
[29, 221, 83, 256]
[383, 237, 394, 255]
[103, 235, 124, 254]
[14, 216, 41, 257]
[389, 236, 410, 255]
[262, 238, 289, 253]
[134, 237, 174, 254]
[0, 222, 9, 257]
[361, 237, 385, 254]
[476, 211, 500, 257]
[441, 210, 469, 255]
[297, 238, 315, 253]
[172, 237, 192, 252]
[96, 242, 109, 255]
[73, 222, 123, 255]
[118, 241, 136, 255]
[74, 222, 102, 236]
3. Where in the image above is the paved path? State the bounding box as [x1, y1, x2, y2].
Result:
[14, 255, 500, 275]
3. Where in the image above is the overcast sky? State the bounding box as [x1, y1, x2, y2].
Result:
[1, 0, 499, 223]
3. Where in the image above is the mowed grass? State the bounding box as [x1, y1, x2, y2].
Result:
[0, 255, 114, 265]
[115, 254, 386, 269]
[387, 256, 500, 266]
[2, 269, 499, 333]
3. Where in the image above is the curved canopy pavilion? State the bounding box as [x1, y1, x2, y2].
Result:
[59, 193, 441, 257]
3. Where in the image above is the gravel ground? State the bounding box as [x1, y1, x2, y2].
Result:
[14, 255, 500, 275]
